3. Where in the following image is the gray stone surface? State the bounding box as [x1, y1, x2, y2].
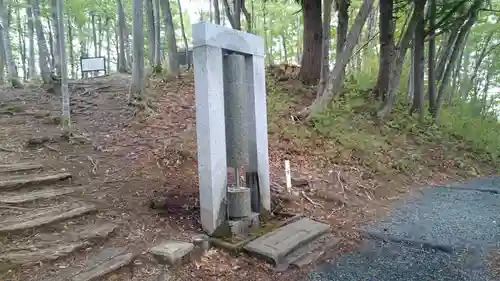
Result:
[70, 253, 134, 281]
[149, 241, 194, 265]
[307, 179, 500, 281]
[192, 22, 265, 57]
[193, 22, 270, 234]
[224, 53, 248, 168]
[244, 218, 330, 265]
[229, 212, 259, 237]
[227, 186, 251, 218]
[193, 41, 227, 235]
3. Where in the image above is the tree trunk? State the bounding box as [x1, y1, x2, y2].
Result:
[160, 0, 179, 76]
[282, 33, 288, 64]
[222, 0, 241, 30]
[16, 8, 27, 81]
[145, 0, 155, 66]
[434, 0, 483, 120]
[373, 0, 394, 100]
[299, 0, 322, 84]
[435, 25, 459, 83]
[26, 6, 36, 79]
[427, 0, 436, 114]
[0, 0, 23, 88]
[177, 0, 190, 70]
[241, 0, 252, 32]
[317, 0, 333, 97]
[410, 0, 426, 122]
[32, 0, 52, 84]
[56, 0, 70, 128]
[68, 18, 75, 78]
[117, 0, 128, 73]
[213, 0, 221, 24]
[377, 3, 420, 119]
[0, 25, 5, 85]
[334, 0, 349, 88]
[47, 16, 54, 67]
[462, 31, 493, 98]
[105, 18, 111, 74]
[306, 0, 374, 120]
[50, 0, 61, 76]
[129, 0, 145, 101]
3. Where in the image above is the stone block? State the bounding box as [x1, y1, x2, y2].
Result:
[227, 186, 252, 218]
[229, 212, 260, 237]
[244, 218, 330, 265]
[192, 22, 265, 57]
[149, 241, 194, 266]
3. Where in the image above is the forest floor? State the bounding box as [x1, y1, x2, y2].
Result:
[0, 72, 497, 281]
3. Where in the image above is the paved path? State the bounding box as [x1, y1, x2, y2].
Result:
[308, 177, 500, 281]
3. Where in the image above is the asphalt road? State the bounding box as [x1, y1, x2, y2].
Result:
[307, 177, 500, 281]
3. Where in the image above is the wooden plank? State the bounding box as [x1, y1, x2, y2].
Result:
[0, 163, 43, 173]
[71, 253, 134, 281]
[0, 222, 117, 266]
[0, 201, 97, 233]
[0, 172, 72, 190]
[0, 185, 88, 204]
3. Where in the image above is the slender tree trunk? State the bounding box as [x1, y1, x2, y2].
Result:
[410, 0, 426, 122]
[26, 6, 36, 79]
[0, 0, 23, 87]
[153, 0, 161, 71]
[177, 0, 190, 70]
[241, 0, 252, 32]
[50, 0, 61, 76]
[434, 0, 483, 120]
[16, 8, 27, 81]
[335, 0, 349, 87]
[129, 0, 145, 101]
[47, 16, 55, 67]
[317, 0, 332, 97]
[373, 0, 394, 100]
[68, 18, 75, 78]
[32, 0, 52, 84]
[299, 0, 322, 84]
[105, 18, 111, 74]
[145, 0, 155, 66]
[306, 0, 374, 120]
[56, 0, 70, 128]
[117, 0, 128, 73]
[282, 33, 288, 64]
[462, 31, 493, 99]
[435, 25, 460, 83]
[160, 0, 179, 76]
[213, 0, 221, 24]
[427, 0, 436, 114]
[0, 24, 5, 85]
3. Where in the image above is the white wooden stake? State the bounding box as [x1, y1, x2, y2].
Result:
[284, 160, 292, 193]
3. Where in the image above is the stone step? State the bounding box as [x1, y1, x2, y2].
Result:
[244, 218, 330, 266]
[47, 247, 134, 281]
[0, 201, 97, 233]
[0, 172, 72, 190]
[0, 185, 89, 204]
[0, 222, 117, 266]
[0, 163, 43, 173]
[276, 233, 340, 271]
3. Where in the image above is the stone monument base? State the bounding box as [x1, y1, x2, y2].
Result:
[228, 212, 260, 238]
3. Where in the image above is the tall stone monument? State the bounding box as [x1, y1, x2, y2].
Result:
[192, 22, 270, 236]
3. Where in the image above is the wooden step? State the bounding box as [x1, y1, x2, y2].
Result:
[0, 163, 43, 173]
[0, 222, 117, 266]
[0, 172, 72, 190]
[47, 247, 134, 281]
[0, 185, 89, 204]
[0, 201, 97, 233]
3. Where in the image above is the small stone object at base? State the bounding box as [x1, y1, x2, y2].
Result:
[229, 212, 260, 237]
[149, 241, 194, 266]
[227, 186, 252, 218]
[191, 234, 210, 259]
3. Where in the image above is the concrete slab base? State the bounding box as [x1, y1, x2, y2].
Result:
[244, 218, 330, 265]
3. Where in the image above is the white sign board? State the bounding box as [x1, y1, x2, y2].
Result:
[81, 57, 106, 72]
